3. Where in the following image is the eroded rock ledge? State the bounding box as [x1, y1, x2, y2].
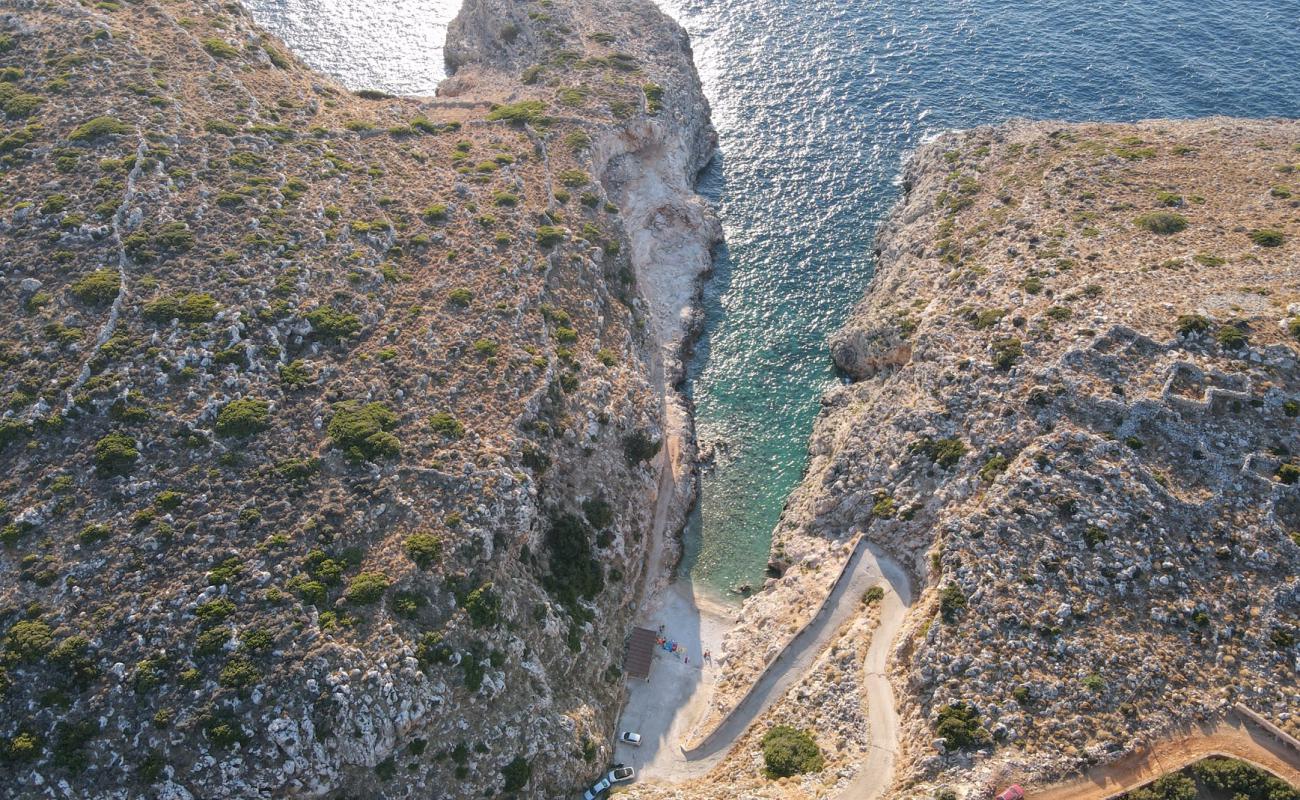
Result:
[711, 118, 1300, 797]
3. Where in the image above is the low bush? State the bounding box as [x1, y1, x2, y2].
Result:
[910, 436, 967, 468]
[69, 116, 132, 142]
[1175, 314, 1211, 336]
[1250, 228, 1285, 247]
[939, 583, 967, 622]
[328, 401, 400, 461]
[536, 226, 566, 247]
[94, 432, 138, 475]
[69, 270, 120, 305]
[464, 583, 501, 627]
[933, 702, 989, 750]
[991, 336, 1023, 369]
[215, 398, 270, 438]
[1135, 211, 1188, 235]
[501, 756, 532, 792]
[4, 620, 53, 660]
[405, 532, 442, 568]
[344, 572, 390, 604]
[543, 513, 604, 609]
[486, 100, 548, 126]
[761, 725, 823, 778]
[305, 306, 362, 339]
[201, 37, 240, 59]
[143, 291, 218, 324]
[430, 412, 465, 439]
[623, 431, 661, 464]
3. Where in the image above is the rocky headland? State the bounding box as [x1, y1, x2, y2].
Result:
[0, 0, 716, 797]
[703, 118, 1300, 797]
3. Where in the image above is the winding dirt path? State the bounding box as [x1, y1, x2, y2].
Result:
[1036, 714, 1300, 800]
[618, 538, 915, 790]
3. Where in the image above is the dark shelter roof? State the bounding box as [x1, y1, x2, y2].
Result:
[624, 627, 658, 679]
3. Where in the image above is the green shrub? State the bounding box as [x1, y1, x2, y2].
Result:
[1135, 211, 1188, 235]
[78, 523, 111, 545]
[939, 583, 967, 622]
[68, 116, 132, 141]
[446, 287, 473, 307]
[94, 432, 138, 475]
[1175, 314, 1211, 336]
[557, 169, 590, 187]
[306, 306, 362, 339]
[1216, 323, 1248, 350]
[623, 431, 661, 464]
[1122, 772, 1198, 800]
[1250, 228, 1285, 247]
[543, 513, 603, 609]
[344, 572, 390, 604]
[125, 221, 195, 262]
[4, 620, 53, 660]
[991, 337, 1023, 369]
[643, 83, 665, 113]
[423, 203, 449, 222]
[214, 398, 270, 438]
[51, 718, 98, 773]
[143, 291, 218, 323]
[1277, 463, 1300, 485]
[328, 401, 400, 461]
[3, 731, 39, 762]
[201, 37, 240, 59]
[218, 656, 260, 689]
[536, 226, 566, 247]
[1155, 191, 1183, 207]
[863, 586, 885, 605]
[429, 412, 465, 439]
[970, 307, 1005, 330]
[582, 497, 614, 529]
[760, 725, 823, 778]
[196, 598, 236, 626]
[1190, 756, 1300, 800]
[279, 360, 313, 389]
[502, 756, 532, 792]
[933, 702, 989, 750]
[70, 270, 120, 305]
[464, 583, 501, 627]
[486, 100, 548, 126]
[405, 532, 442, 569]
[1083, 525, 1108, 549]
[910, 436, 967, 468]
[979, 454, 1008, 482]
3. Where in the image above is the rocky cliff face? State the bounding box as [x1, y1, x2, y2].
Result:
[0, 0, 715, 797]
[715, 118, 1300, 796]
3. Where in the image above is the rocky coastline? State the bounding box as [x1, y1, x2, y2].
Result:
[707, 117, 1300, 797]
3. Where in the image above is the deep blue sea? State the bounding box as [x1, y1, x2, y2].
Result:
[242, 0, 1300, 600]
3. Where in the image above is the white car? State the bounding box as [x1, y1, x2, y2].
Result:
[619, 731, 642, 747]
[609, 766, 635, 783]
[583, 777, 611, 800]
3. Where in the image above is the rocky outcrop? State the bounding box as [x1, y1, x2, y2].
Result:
[0, 0, 717, 798]
[707, 118, 1300, 797]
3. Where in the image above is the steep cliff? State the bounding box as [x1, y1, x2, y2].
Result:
[0, 0, 716, 797]
[714, 118, 1300, 797]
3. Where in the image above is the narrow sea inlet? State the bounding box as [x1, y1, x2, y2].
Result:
[241, 0, 1300, 603]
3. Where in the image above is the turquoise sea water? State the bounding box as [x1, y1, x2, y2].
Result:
[241, 0, 1300, 601]
[658, 0, 1300, 600]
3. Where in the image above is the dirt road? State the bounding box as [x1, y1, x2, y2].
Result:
[1038, 714, 1300, 800]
